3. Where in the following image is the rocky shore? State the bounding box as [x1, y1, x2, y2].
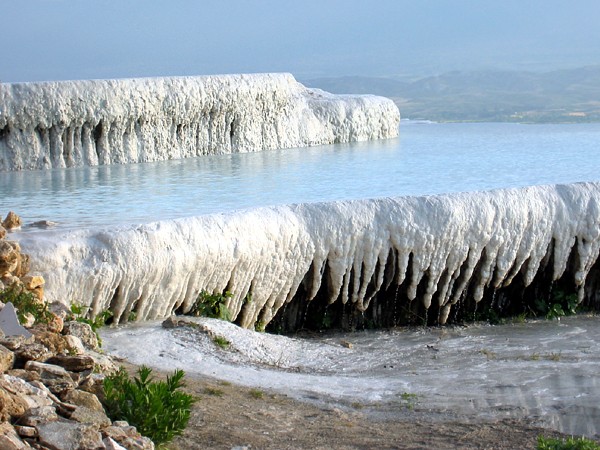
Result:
[0, 212, 154, 450]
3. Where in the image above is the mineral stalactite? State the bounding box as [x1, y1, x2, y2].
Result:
[16, 182, 600, 329]
[0, 73, 399, 171]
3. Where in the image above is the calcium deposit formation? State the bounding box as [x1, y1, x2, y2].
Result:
[4, 74, 600, 331]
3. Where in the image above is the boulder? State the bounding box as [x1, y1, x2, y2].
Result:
[0, 303, 33, 339]
[61, 389, 105, 412]
[69, 405, 112, 428]
[14, 342, 52, 365]
[32, 330, 68, 355]
[0, 334, 35, 351]
[37, 420, 105, 450]
[2, 212, 22, 230]
[104, 436, 128, 450]
[63, 335, 86, 355]
[18, 405, 59, 427]
[0, 345, 14, 373]
[24, 361, 77, 394]
[0, 422, 28, 450]
[0, 386, 27, 421]
[63, 321, 99, 350]
[13, 425, 37, 438]
[47, 354, 95, 372]
[20, 275, 45, 290]
[0, 241, 19, 275]
[0, 376, 52, 413]
[103, 424, 155, 450]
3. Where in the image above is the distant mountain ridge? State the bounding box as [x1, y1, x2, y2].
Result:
[303, 66, 600, 123]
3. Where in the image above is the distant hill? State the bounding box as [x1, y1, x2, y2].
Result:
[303, 66, 600, 123]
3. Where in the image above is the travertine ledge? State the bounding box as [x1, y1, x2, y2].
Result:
[0, 73, 399, 171]
[16, 182, 600, 329]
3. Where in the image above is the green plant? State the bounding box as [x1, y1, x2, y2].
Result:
[254, 320, 266, 332]
[537, 435, 600, 450]
[249, 388, 264, 399]
[399, 392, 418, 410]
[0, 285, 53, 325]
[189, 290, 232, 321]
[203, 387, 224, 397]
[103, 366, 195, 445]
[212, 335, 230, 349]
[535, 289, 580, 321]
[547, 352, 562, 362]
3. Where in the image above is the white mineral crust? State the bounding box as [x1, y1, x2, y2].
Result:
[0, 73, 399, 171]
[15, 182, 600, 327]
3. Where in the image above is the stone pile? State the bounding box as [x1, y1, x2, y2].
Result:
[0, 212, 154, 450]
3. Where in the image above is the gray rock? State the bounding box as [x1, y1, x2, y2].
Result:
[0, 422, 29, 450]
[13, 425, 37, 438]
[61, 389, 104, 412]
[0, 334, 35, 351]
[0, 385, 28, 421]
[103, 425, 155, 450]
[63, 334, 86, 355]
[86, 350, 118, 374]
[26, 220, 58, 229]
[63, 321, 98, 350]
[24, 361, 76, 394]
[37, 420, 105, 450]
[6, 368, 40, 383]
[0, 303, 33, 339]
[46, 354, 95, 372]
[14, 342, 51, 364]
[19, 406, 59, 427]
[161, 315, 180, 328]
[69, 406, 112, 428]
[0, 374, 48, 397]
[104, 436, 128, 450]
[0, 344, 15, 373]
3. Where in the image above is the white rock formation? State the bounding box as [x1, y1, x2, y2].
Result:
[15, 182, 600, 328]
[0, 73, 399, 171]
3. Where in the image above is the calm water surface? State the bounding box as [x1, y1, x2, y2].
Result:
[2, 121, 600, 230]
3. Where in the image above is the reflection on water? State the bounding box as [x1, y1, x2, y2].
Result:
[2, 122, 600, 231]
[102, 315, 600, 438]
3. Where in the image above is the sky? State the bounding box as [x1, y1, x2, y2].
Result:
[2, 0, 600, 83]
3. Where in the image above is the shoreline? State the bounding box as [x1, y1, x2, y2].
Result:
[118, 360, 570, 450]
[103, 315, 600, 448]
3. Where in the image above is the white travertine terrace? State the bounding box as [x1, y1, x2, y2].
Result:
[17, 182, 600, 327]
[0, 73, 399, 171]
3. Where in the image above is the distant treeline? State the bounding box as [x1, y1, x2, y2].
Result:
[304, 65, 600, 123]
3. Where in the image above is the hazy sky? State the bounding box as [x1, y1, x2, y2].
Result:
[3, 0, 600, 82]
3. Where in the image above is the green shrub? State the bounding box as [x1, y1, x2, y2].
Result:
[534, 289, 579, 320]
[0, 285, 52, 325]
[537, 435, 600, 450]
[103, 366, 195, 445]
[212, 335, 230, 349]
[189, 290, 232, 321]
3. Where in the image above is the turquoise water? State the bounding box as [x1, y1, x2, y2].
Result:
[2, 121, 600, 230]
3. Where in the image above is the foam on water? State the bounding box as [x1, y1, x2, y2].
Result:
[102, 315, 600, 437]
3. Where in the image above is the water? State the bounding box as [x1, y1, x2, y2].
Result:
[3, 121, 600, 231]
[102, 315, 600, 437]
[7, 121, 600, 437]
